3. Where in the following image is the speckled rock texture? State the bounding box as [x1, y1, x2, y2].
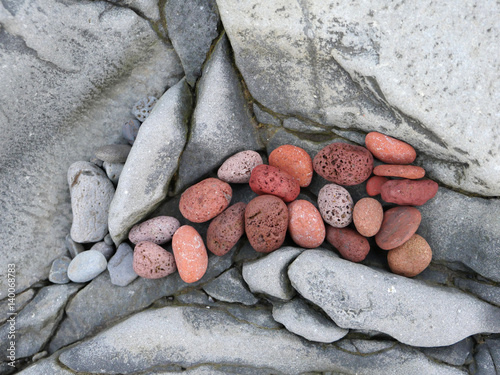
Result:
[375, 206, 422, 250]
[317, 183, 353, 228]
[207, 202, 246, 256]
[387, 234, 432, 277]
[249, 164, 300, 202]
[217, 150, 264, 183]
[288, 200, 325, 248]
[128, 216, 180, 245]
[172, 225, 209, 283]
[365, 132, 416, 164]
[381, 179, 439, 206]
[374, 165, 425, 179]
[133, 241, 177, 279]
[353, 197, 383, 237]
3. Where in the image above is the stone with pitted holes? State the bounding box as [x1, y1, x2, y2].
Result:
[133, 241, 177, 279]
[129, 216, 181, 245]
[249, 164, 300, 202]
[317, 184, 353, 228]
[207, 202, 246, 256]
[217, 150, 264, 183]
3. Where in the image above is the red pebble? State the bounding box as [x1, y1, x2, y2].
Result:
[269, 145, 313, 187]
[326, 226, 370, 262]
[366, 176, 389, 196]
[381, 179, 439, 206]
[288, 200, 325, 248]
[172, 225, 208, 283]
[374, 165, 425, 179]
[206, 202, 246, 256]
[353, 198, 383, 237]
[365, 132, 416, 164]
[375, 206, 421, 250]
[249, 164, 300, 203]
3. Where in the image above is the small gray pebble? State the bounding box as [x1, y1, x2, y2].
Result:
[132, 96, 157, 122]
[90, 241, 115, 261]
[49, 256, 72, 284]
[95, 144, 131, 164]
[103, 162, 124, 185]
[67, 250, 107, 283]
[107, 243, 138, 287]
[122, 119, 141, 144]
[89, 157, 103, 167]
[104, 234, 114, 246]
[65, 234, 84, 258]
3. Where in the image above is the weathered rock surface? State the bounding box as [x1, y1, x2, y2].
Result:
[174, 35, 261, 193]
[454, 278, 500, 307]
[108, 78, 192, 245]
[203, 268, 258, 305]
[0, 289, 35, 325]
[470, 337, 500, 375]
[421, 337, 474, 367]
[288, 249, 500, 347]
[217, 0, 500, 196]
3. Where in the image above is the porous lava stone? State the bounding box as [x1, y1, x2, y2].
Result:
[326, 226, 370, 262]
[206, 202, 246, 256]
[249, 164, 300, 202]
[381, 179, 439, 206]
[133, 241, 177, 279]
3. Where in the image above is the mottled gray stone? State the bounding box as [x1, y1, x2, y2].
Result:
[203, 268, 258, 305]
[49, 250, 235, 353]
[49, 256, 71, 284]
[112, 0, 161, 21]
[0, 289, 35, 325]
[95, 144, 131, 163]
[253, 103, 281, 126]
[67, 250, 107, 283]
[174, 35, 262, 193]
[108, 78, 192, 245]
[224, 305, 281, 329]
[421, 337, 474, 367]
[15, 353, 74, 375]
[470, 338, 500, 375]
[104, 234, 114, 246]
[272, 298, 348, 343]
[454, 278, 500, 307]
[107, 243, 138, 287]
[165, 0, 220, 86]
[65, 234, 84, 258]
[176, 290, 214, 306]
[217, 0, 500, 196]
[242, 247, 303, 300]
[0, 0, 183, 299]
[283, 117, 329, 134]
[0, 284, 80, 360]
[288, 249, 500, 347]
[131, 96, 157, 122]
[58, 305, 465, 375]
[90, 241, 115, 261]
[103, 161, 124, 185]
[336, 339, 396, 354]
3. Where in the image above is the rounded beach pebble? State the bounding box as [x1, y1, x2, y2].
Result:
[313, 142, 373, 185]
[317, 184, 353, 228]
[245, 195, 288, 253]
[133, 241, 177, 279]
[129, 216, 181, 245]
[172, 225, 208, 283]
[381, 179, 439, 206]
[217, 150, 263, 183]
[374, 165, 425, 179]
[375, 206, 422, 250]
[288, 200, 326, 248]
[207, 202, 247, 256]
[179, 178, 232, 223]
[387, 234, 432, 277]
[122, 119, 141, 144]
[249, 164, 300, 203]
[269, 145, 313, 187]
[365, 132, 416, 164]
[94, 144, 132, 164]
[353, 198, 383, 237]
[67, 250, 107, 283]
[326, 226, 370, 262]
[366, 175, 389, 196]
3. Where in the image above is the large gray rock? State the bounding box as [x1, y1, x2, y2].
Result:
[203, 268, 258, 305]
[58, 305, 465, 375]
[0, 289, 34, 325]
[470, 338, 500, 375]
[421, 337, 474, 367]
[108, 78, 192, 245]
[174, 35, 262, 193]
[217, 0, 500, 196]
[454, 278, 500, 307]
[288, 249, 500, 347]
[15, 353, 74, 375]
[0, 0, 183, 298]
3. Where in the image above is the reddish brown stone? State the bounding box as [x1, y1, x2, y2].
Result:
[365, 132, 416, 164]
[366, 175, 389, 196]
[387, 234, 432, 277]
[172, 225, 208, 283]
[313, 142, 373, 185]
[375, 206, 421, 250]
[326, 226, 370, 262]
[245, 195, 288, 253]
[288, 200, 325, 248]
[373, 164, 425, 179]
[207, 202, 246, 256]
[269, 145, 313, 187]
[381, 179, 439, 206]
[249, 164, 300, 202]
[133, 241, 177, 279]
[353, 198, 383, 237]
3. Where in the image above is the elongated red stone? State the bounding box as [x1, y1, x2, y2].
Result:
[374, 165, 425, 179]
[365, 132, 416, 164]
[381, 179, 439, 206]
[375, 206, 421, 250]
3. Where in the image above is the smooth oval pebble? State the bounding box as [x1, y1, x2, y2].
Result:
[172, 225, 208, 283]
[374, 165, 425, 179]
[249, 164, 300, 203]
[288, 200, 326, 248]
[207, 202, 246, 256]
[353, 198, 384, 237]
[269, 145, 313, 187]
[366, 176, 389, 196]
[365, 132, 416, 164]
[313, 142, 373, 185]
[108, 243, 138, 286]
[122, 119, 141, 144]
[326, 226, 370, 262]
[133, 241, 177, 279]
[49, 256, 71, 284]
[129, 216, 181, 245]
[217, 150, 263, 183]
[179, 178, 232, 223]
[381, 179, 439, 206]
[245, 195, 288, 253]
[387, 234, 432, 277]
[67, 250, 107, 283]
[375, 206, 422, 250]
[94, 144, 132, 164]
[317, 184, 353, 228]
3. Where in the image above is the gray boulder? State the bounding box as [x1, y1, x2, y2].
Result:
[217, 0, 500, 196]
[288, 249, 500, 347]
[67, 250, 108, 283]
[454, 278, 500, 307]
[58, 305, 465, 375]
[203, 268, 258, 305]
[0, 289, 35, 325]
[108, 78, 192, 245]
[15, 353, 74, 375]
[421, 337, 474, 367]
[470, 338, 500, 375]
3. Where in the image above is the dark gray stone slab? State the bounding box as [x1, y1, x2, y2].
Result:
[0, 289, 35, 325]
[421, 337, 474, 367]
[203, 268, 258, 305]
[454, 278, 500, 307]
[470, 338, 500, 375]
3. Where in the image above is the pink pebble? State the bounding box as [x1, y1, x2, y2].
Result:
[128, 216, 180, 244]
[133, 241, 177, 279]
[288, 200, 325, 248]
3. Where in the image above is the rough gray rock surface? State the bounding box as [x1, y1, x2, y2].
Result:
[470, 338, 500, 375]
[0, 0, 183, 298]
[90, 241, 115, 261]
[103, 162, 124, 185]
[217, 0, 500, 196]
[421, 337, 474, 367]
[288, 249, 500, 347]
[174, 34, 262, 193]
[203, 268, 258, 305]
[165, 0, 220, 86]
[67, 250, 108, 283]
[107, 243, 138, 287]
[454, 278, 500, 307]
[272, 298, 348, 343]
[0, 289, 35, 325]
[49, 256, 71, 284]
[108, 78, 192, 245]
[58, 305, 465, 375]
